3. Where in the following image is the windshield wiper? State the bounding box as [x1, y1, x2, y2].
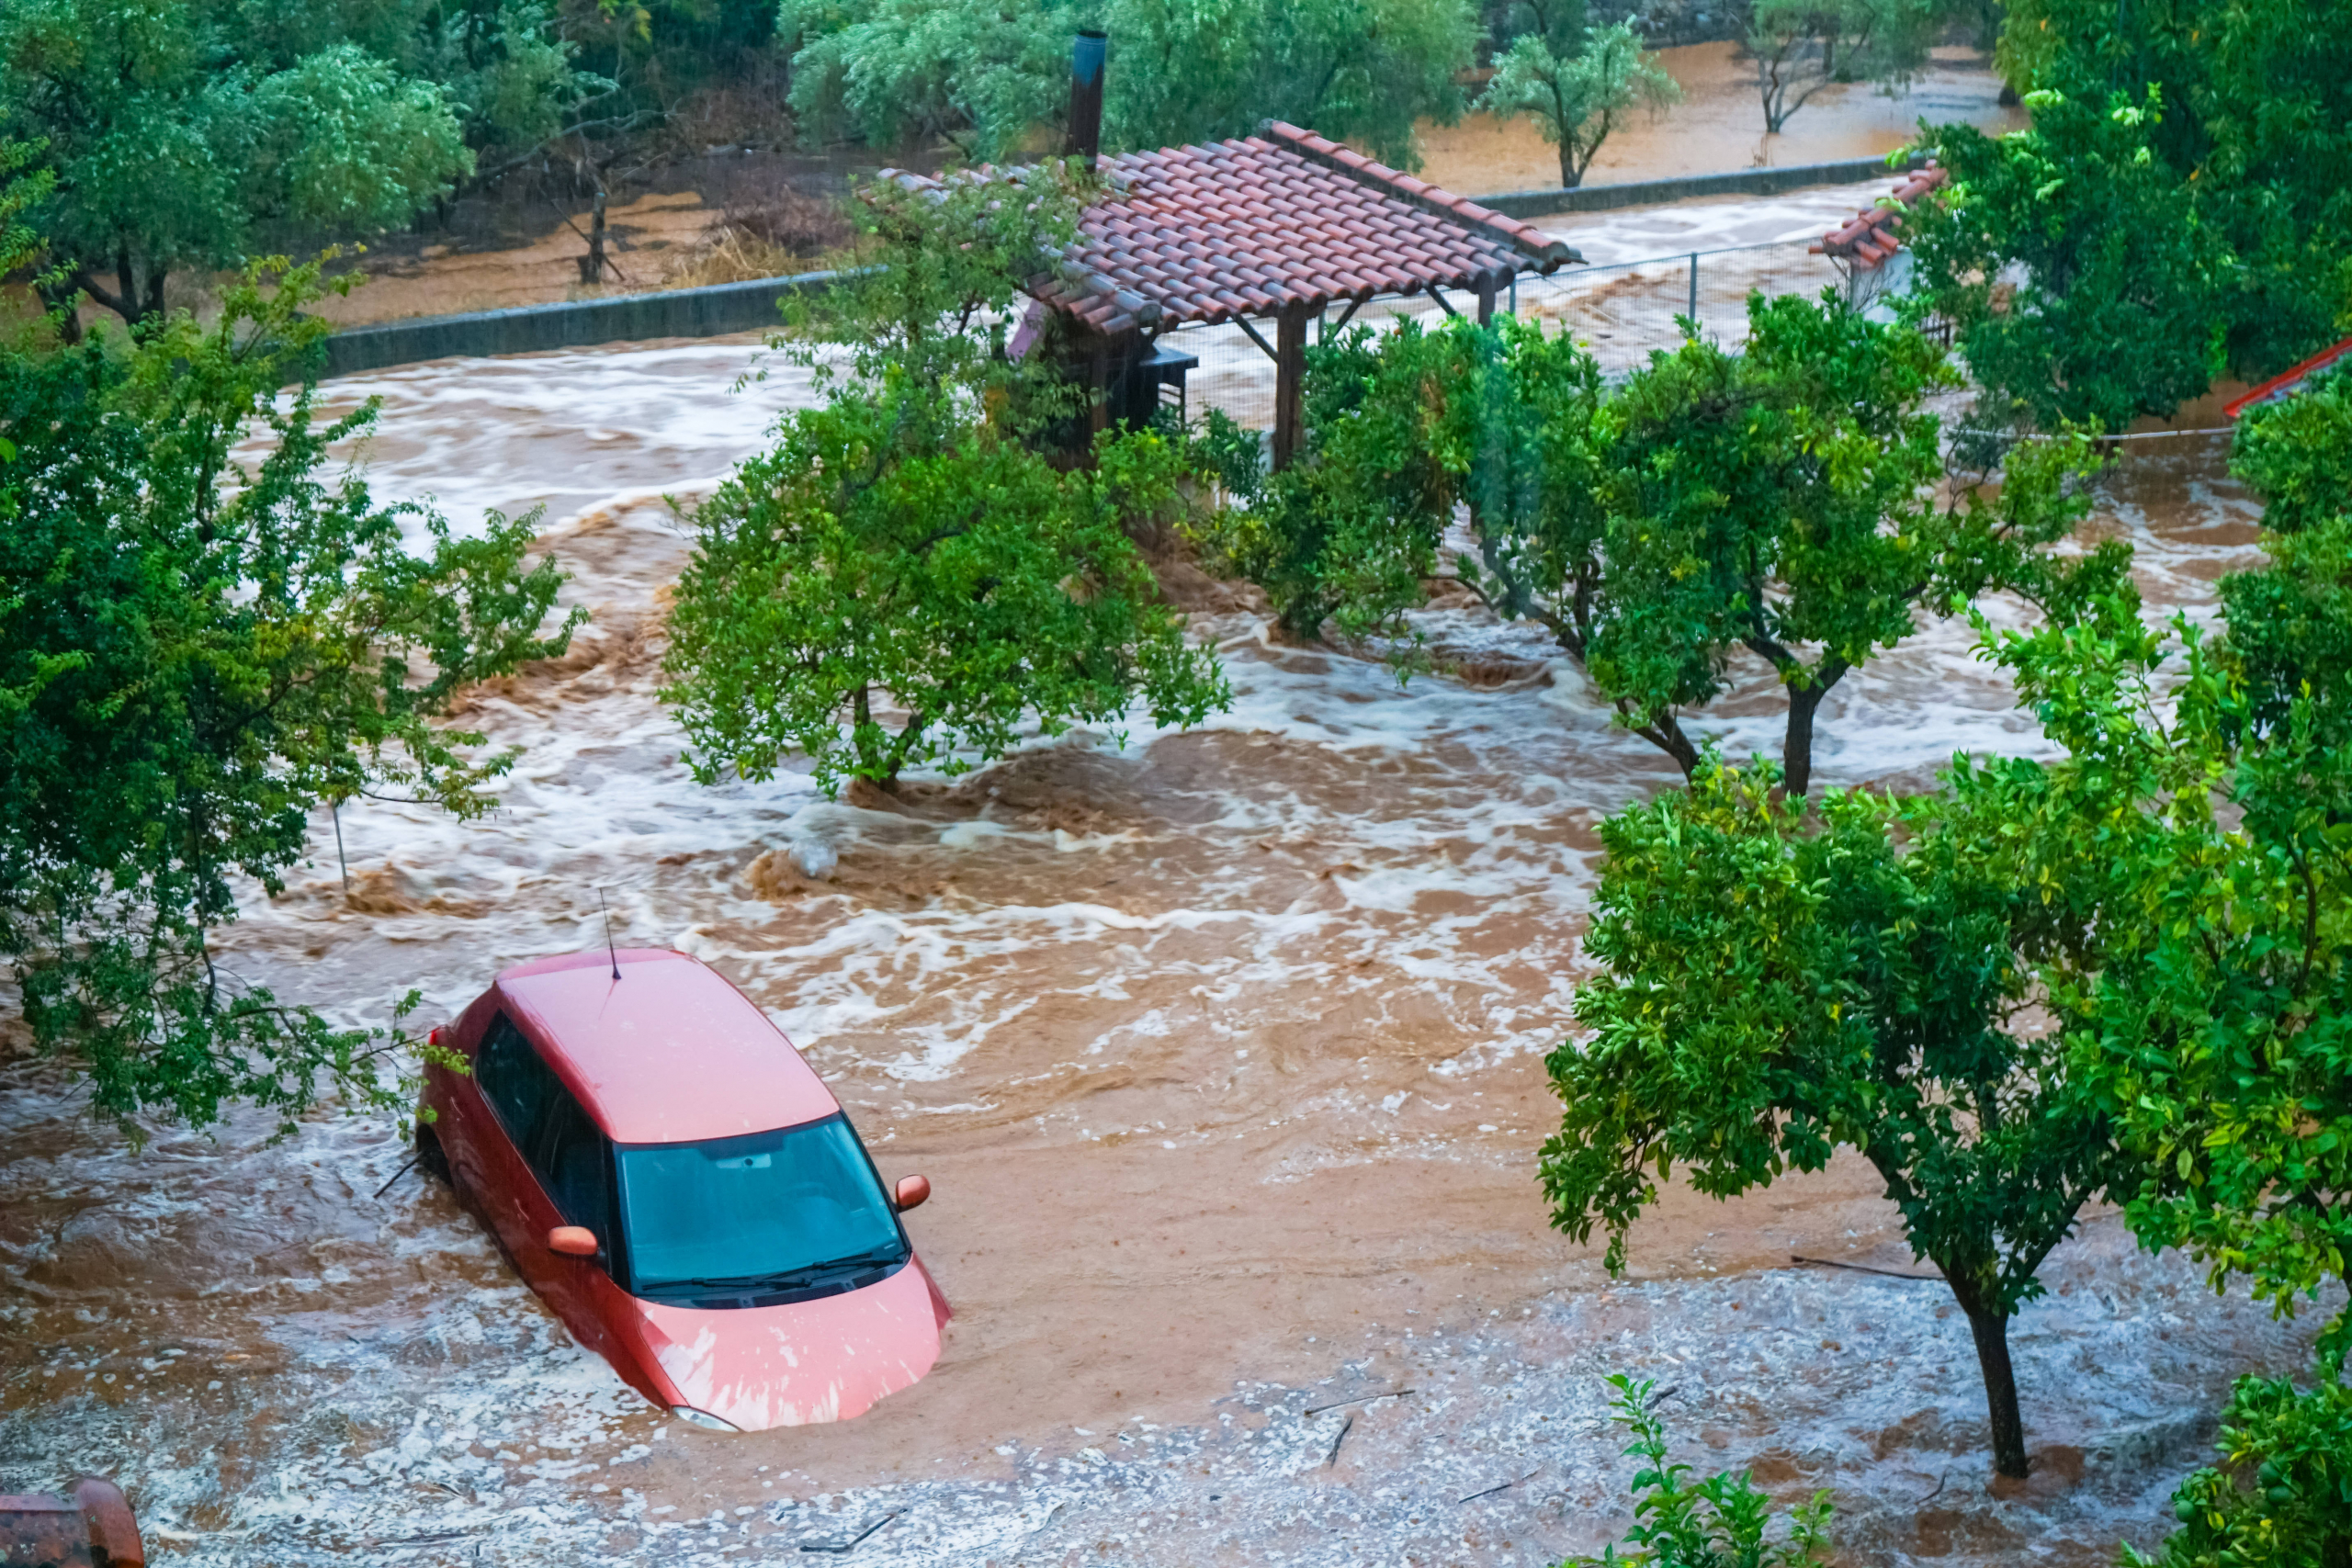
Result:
[644, 1251, 904, 1297]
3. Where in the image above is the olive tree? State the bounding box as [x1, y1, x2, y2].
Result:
[0, 0, 601, 327]
[1479, 20, 1679, 190]
[1747, 0, 1934, 135]
[779, 0, 1477, 170]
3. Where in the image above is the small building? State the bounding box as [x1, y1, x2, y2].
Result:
[895, 121, 1583, 468]
[1810, 163, 1949, 314]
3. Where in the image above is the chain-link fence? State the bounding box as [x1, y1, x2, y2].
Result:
[1156, 238, 1863, 433]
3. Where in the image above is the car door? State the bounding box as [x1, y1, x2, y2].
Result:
[431, 1002, 506, 1224]
[524, 1086, 627, 1362]
[471, 1014, 623, 1358]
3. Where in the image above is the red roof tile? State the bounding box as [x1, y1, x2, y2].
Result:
[1811, 164, 1950, 272]
[885, 121, 1582, 335]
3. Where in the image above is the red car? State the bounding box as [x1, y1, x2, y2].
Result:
[416, 948, 950, 1431]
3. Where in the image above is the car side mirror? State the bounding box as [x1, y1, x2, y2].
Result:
[548, 1224, 599, 1257]
[894, 1175, 931, 1213]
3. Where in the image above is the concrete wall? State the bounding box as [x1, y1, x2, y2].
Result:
[318, 269, 852, 379]
[1470, 155, 1928, 221]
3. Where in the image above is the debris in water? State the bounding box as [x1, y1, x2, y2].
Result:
[1322, 1413, 1354, 1467]
[1792, 1254, 1945, 1282]
[798, 1511, 900, 1554]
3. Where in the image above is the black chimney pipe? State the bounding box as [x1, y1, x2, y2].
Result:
[1066, 30, 1106, 169]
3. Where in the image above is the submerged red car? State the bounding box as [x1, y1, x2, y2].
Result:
[417, 948, 949, 1431]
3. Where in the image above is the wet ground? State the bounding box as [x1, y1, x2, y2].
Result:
[0, 192, 2312, 1566]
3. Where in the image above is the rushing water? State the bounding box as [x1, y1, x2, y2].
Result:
[0, 188, 2305, 1566]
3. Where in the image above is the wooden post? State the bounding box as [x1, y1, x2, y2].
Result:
[1272, 303, 1309, 470]
[1476, 269, 1500, 325]
[578, 189, 609, 285]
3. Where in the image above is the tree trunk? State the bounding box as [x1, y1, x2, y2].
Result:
[1962, 1303, 2030, 1479]
[1779, 658, 1846, 798]
[1558, 141, 1579, 189]
[1782, 684, 1821, 797]
[1631, 710, 1702, 779]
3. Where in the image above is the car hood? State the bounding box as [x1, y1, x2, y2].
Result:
[631, 1256, 951, 1430]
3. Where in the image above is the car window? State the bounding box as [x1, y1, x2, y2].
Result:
[477, 1012, 619, 1263]
[477, 1013, 560, 1154]
[535, 1089, 617, 1242]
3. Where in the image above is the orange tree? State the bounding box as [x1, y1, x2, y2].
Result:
[1199, 294, 2109, 794]
[1542, 743, 2133, 1481]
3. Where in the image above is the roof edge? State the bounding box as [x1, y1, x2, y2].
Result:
[1257, 121, 1584, 273]
[2225, 333, 2352, 421]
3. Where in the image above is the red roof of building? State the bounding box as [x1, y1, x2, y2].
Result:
[1812, 163, 1949, 272]
[2224, 334, 2352, 420]
[887, 121, 1582, 335]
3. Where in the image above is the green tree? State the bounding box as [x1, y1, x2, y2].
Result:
[1199, 295, 2105, 794]
[2230, 367, 2352, 539]
[780, 163, 1085, 414]
[0, 261, 579, 1139]
[2048, 374, 2352, 1366]
[667, 162, 1227, 793]
[1747, 0, 1934, 135]
[0, 140, 54, 285]
[2219, 368, 2352, 748]
[1480, 20, 1679, 190]
[1569, 1375, 1835, 1568]
[2122, 1368, 2352, 1568]
[662, 393, 1229, 792]
[778, 0, 1477, 170]
[1483, 0, 1584, 57]
[1544, 752, 2135, 1479]
[1912, 0, 2352, 431]
[1907, 86, 2227, 434]
[0, 0, 601, 328]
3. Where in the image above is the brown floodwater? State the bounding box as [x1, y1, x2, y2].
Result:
[0, 194, 2312, 1567]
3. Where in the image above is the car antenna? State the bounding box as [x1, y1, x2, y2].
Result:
[598, 886, 621, 981]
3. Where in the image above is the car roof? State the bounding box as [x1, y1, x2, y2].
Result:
[492, 949, 841, 1145]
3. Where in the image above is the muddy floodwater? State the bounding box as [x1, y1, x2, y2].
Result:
[0, 194, 2321, 1566]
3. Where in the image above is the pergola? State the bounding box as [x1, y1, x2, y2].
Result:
[899, 121, 1583, 468]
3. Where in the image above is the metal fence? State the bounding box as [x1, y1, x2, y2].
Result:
[1159, 238, 1856, 433]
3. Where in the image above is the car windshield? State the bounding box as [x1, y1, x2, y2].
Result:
[616, 1115, 906, 1297]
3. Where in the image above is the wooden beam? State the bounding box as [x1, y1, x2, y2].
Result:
[1233, 314, 1279, 361]
[1272, 302, 1309, 470]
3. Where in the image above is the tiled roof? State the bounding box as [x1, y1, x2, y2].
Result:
[1812, 164, 1949, 271]
[886, 122, 1583, 336]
